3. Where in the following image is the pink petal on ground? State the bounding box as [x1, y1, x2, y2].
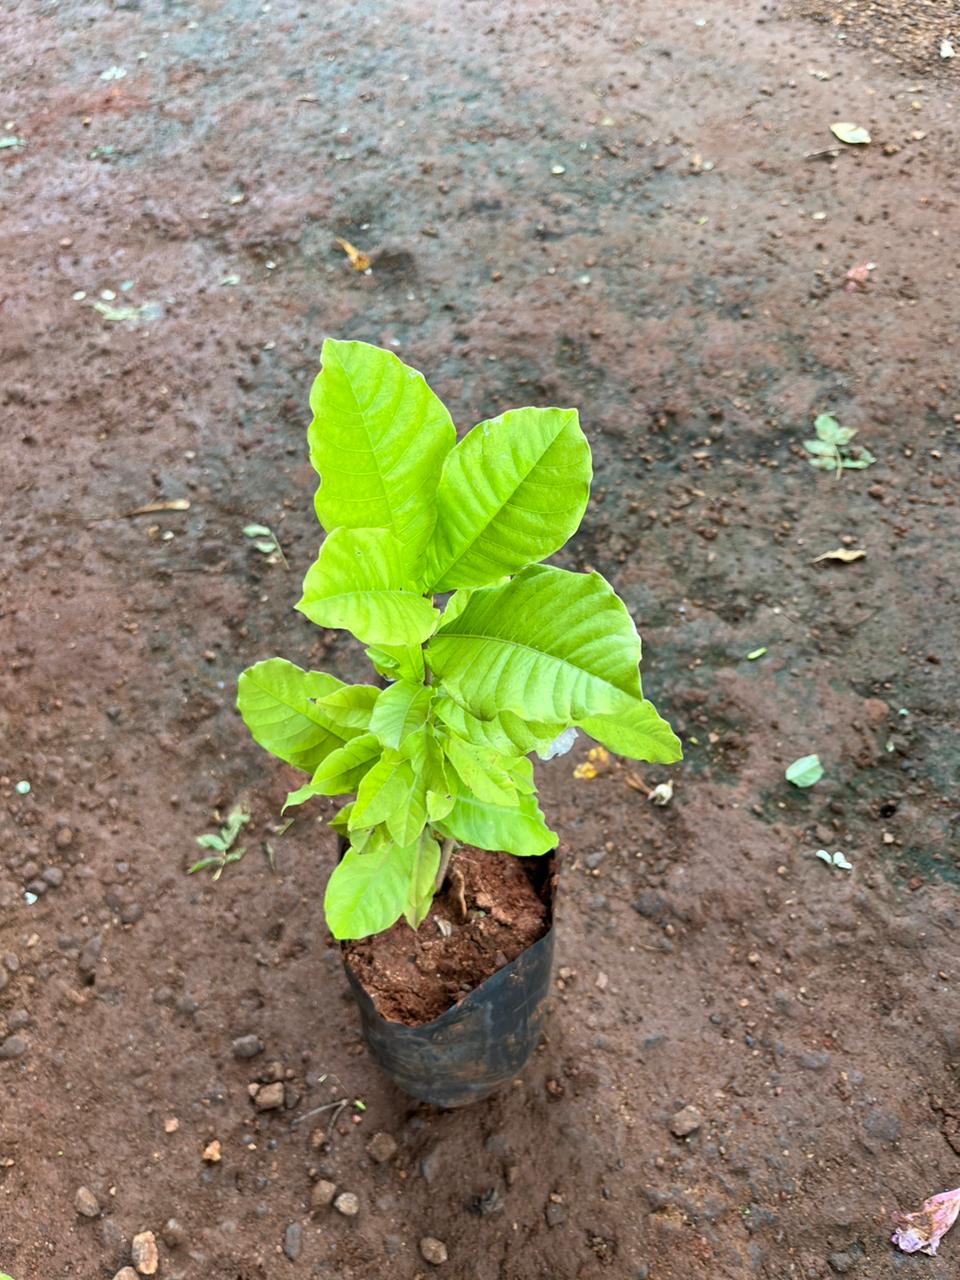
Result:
[891, 1186, 960, 1256]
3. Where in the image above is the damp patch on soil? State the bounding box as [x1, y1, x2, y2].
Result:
[343, 847, 550, 1026]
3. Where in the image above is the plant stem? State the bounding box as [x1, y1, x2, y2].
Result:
[435, 836, 456, 890]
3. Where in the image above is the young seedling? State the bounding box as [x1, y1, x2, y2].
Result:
[189, 805, 250, 879]
[804, 414, 876, 476]
[236, 340, 681, 940]
[243, 523, 288, 568]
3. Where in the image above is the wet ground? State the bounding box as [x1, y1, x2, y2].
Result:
[2, 1, 959, 1277]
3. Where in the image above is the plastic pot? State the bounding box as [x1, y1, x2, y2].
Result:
[339, 846, 556, 1108]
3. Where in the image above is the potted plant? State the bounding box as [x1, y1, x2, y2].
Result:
[236, 340, 681, 1106]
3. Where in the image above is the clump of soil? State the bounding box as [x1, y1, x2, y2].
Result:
[343, 847, 551, 1026]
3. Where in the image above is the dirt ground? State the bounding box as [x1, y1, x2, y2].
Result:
[2, 1, 960, 1277]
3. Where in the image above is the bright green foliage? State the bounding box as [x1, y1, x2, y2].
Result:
[804, 414, 876, 474]
[369, 680, 434, 748]
[422, 407, 591, 590]
[236, 340, 681, 940]
[297, 527, 440, 645]
[237, 659, 354, 771]
[427, 566, 643, 722]
[578, 699, 682, 764]
[308, 339, 455, 559]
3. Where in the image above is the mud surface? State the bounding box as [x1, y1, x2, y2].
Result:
[345, 847, 550, 1026]
[2, 2, 960, 1278]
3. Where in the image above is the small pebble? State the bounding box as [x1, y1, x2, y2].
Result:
[42, 866, 64, 887]
[131, 1229, 159, 1275]
[114, 1270, 140, 1280]
[254, 1081, 285, 1111]
[545, 1201, 567, 1227]
[75, 1185, 101, 1218]
[202, 1139, 222, 1163]
[55, 825, 75, 849]
[420, 1236, 449, 1265]
[120, 902, 143, 925]
[310, 1179, 337, 1211]
[283, 1222, 302, 1261]
[232, 1034, 264, 1060]
[669, 1105, 702, 1137]
[366, 1131, 398, 1164]
[0, 1035, 27, 1060]
[334, 1191, 360, 1217]
[161, 1218, 186, 1248]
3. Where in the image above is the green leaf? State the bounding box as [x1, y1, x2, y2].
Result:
[422, 407, 591, 591]
[785, 753, 824, 787]
[830, 121, 870, 145]
[433, 696, 562, 755]
[308, 338, 455, 558]
[324, 841, 412, 940]
[385, 769, 428, 847]
[746, 646, 767, 661]
[427, 565, 642, 722]
[841, 446, 876, 469]
[441, 585, 506, 627]
[315, 683, 381, 732]
[441, 734, 521, 806]
[370, 680, 434, 748]
[804, 439, 840, 458]
[365, 643, 425, 683]
[579, 697, 682, 764]
[330, 804, 354, 835]
[284, 733, 381, 810]
[237, 658, 350, 771]
[297, 527, 440, 646]
[814, 414, 856, 445]
[436, 784, 556, 858]
[350, 753, 415, 830]
[404, 831, 441, 929]
[243, 523, 273, 538]
[808, 455, 839, 471]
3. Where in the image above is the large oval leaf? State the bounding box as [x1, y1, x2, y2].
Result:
[350, 753, 416, 830]
[441, 734, 521, 807]
[427, 565, 642, 723]
[433, 695, 562, 756]
[369, 680, 434, 749]
[314, 683, 381, 733]
[308, 339, 455, 559]
[422, 407, 591, 591]
[284, 733, 381, 810]
[403, 832, 441, 929]
[297, 527, 440, 646]
[435, 788, 556, 858]
[236, 658, 350, 771]
[579, 697, 682, 764]
[324, 842, 411, 940]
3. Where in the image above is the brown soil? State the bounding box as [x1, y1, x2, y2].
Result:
[3, 2, 960, 1279]
[344, 847, 550, 1026]
[787, 0, 960, 69]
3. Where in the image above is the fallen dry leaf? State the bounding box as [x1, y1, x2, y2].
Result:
[122, 498, 191, 517]
[335, 237, 371, 271]
[625, 772, 652, 795]
[892, 1185, 960, 1256]
[812, 548, 865, 564]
